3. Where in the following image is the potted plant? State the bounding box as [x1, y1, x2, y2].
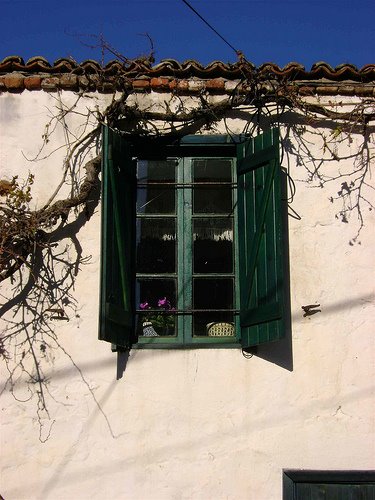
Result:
[139, 297, 175, 336]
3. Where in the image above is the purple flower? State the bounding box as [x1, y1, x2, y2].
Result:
[158, 297, 171, 309]
[140, 301, 150, 310]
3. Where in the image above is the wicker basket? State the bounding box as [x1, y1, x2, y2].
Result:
[206, 322, 235, 337]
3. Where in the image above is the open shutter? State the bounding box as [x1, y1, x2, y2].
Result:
[99, 126, 136, 349]
[236, 128, 284, 348]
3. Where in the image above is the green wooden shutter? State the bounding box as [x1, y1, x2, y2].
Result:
[236, 128, 285, 348]
[99, 126, 136, 349]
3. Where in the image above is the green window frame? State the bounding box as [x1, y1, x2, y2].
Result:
[99, 127, 285, 350]
[135, 155, 239, 348]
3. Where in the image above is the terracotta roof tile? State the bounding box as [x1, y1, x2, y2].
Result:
[0, 56, 374, 95]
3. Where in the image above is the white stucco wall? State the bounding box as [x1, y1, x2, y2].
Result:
[0, 90, 374, 500]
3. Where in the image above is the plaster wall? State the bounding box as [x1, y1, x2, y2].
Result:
[0, 91, 374, 500]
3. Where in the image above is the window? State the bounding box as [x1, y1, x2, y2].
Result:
[99, 128, 285, 349]
[135, 156, 238, 347]
[283, 470, 375, 499]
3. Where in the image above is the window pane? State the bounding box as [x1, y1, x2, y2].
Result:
[136, 218, 176, 273]
[136, 279, 176, 337]
[194, 312, 235, 337]
[193, 218, 233, 273]
[193, 159, 232, 214]
[193, 278, 234, 336]
[137, 160, 176, 214]
[193, 159, 232, 182]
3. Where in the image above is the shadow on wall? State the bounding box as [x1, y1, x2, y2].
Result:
[0, 175, 101, 439]
[13, 382, 374, 499]
[245, 168, 293, 372]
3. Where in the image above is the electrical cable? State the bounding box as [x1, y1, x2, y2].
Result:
[181, 0, 240, 56]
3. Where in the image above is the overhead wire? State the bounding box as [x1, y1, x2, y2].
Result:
[181, 0, 240, 57]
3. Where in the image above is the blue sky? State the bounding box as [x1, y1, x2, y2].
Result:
[1, 0, 374, 68]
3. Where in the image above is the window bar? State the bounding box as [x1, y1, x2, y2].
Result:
[136, 309, 240, 314]
[137, 182, 237, 187]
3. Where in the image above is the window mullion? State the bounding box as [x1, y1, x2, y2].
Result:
[177, 158, 186, 343]
[182, 157, 193, 343]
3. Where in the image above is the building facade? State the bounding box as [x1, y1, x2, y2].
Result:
[0, 56, 374, 499]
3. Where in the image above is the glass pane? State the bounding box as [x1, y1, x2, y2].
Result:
[136, 279, 177, 337]
[193, 218, 233, 273]
[136, 218, 176, 273]
[193, 278, 234, 336]
[194, 312, 235, 337]
[193, 159, 232, 182]
[193, 159, 232, 214]
[137, 160, 176, 214]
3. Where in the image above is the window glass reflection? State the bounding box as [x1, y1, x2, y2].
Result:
[193, 218, 233, 273]
[193, 278, 234, 336]
[136, 218, 176, 273]
[192, 159, 233, 214]
[137, 160, 176, 214]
